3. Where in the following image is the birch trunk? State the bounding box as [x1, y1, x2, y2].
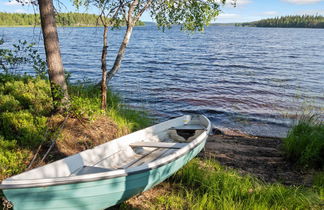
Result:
[107, 24, 134, 82]
[101, 26, 108, 110]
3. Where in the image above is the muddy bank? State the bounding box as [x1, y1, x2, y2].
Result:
[203, 130, 313, 186]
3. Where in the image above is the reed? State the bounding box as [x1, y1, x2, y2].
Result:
[283, 113, 324, 169]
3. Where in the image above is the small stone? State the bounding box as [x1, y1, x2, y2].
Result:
[211, 127, 224, 135]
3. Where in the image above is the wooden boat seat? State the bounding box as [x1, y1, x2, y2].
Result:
[130, 142, 188, 149]
[72, 166, 112, 176]
[122, 147, 174, 169]
[169, 124, 206, 131]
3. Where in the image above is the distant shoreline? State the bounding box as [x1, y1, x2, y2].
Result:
[0, 25, 146, 28]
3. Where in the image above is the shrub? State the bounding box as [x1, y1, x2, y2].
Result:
[0, 78, 52, 115]
[283, 114, 324, 169]
[0, 110, 47, 147]
[0, 94, 21, 112]
[0, 136, 29, 179]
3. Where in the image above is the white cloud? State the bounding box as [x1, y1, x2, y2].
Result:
[14, 9, 27, 13]
[262, 11, 279, 16]
[4, 1, 20, 6]
[235, 0, 252, 6]
[218, 13, 240, 18]
[3, 0, 32, 6]
[296, 9, 324, 15]
[282, 0, 323, 4]
[217, 0, 252, 8]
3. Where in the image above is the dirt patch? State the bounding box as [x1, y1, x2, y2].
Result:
[30, 115, 120, 167]
[202, 130, 313, 186]
[53, 115, 118, 156]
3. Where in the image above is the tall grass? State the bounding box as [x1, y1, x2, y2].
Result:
[68, 83, 152, 134]
[151, 159, 321, 210]
[283, 114, 324, 169]
[313, 172, 324, 200]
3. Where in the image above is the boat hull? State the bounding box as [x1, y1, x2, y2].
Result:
[3, 139, 206, 210]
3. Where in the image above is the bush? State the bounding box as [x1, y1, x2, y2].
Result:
[0, 110, 47, 147]
[0, 76, 51, 148]
[0, 94, 21, 112]
[0, 136, 29, 179]
[0, 77, 52, 115]
[283, 114, 324, 169]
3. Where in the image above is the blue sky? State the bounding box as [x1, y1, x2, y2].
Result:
[1, 0, 324, 23]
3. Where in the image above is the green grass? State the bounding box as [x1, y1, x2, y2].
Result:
[143, 159, 322, 210]
[68, 83, 152, 134]
[283, 114, 324, 169]
[313, 172, 324, 200]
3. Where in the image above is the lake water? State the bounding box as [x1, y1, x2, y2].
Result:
[1, 26, 324, 137]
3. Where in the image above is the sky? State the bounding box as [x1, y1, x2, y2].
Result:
[0, 0, 324, 23]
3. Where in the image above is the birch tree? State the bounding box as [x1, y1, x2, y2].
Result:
[74, 0, 229, 110]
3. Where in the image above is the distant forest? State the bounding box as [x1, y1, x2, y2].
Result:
[238, 15, 324, 28]
[0, 12, 144, 26]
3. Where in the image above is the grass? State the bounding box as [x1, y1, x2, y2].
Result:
[283, 114, 324, 169]
[136, 158, 322, 210]
[68, 83, 152, 135]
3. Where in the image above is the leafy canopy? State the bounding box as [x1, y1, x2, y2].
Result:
[73, 0, 227, 31]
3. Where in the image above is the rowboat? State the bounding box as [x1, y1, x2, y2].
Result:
[0, 115, 211, 210]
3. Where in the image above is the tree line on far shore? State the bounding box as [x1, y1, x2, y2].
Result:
[237, 15, 324, 28]
[0, 12, 144, 26]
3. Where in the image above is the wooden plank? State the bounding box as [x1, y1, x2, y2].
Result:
[130, 142, 188, 149]
[122, 148, 164, 169]
[169, 124, 206, 130]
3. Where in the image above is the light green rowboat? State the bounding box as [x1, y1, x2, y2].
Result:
[0, 115, 211, 210]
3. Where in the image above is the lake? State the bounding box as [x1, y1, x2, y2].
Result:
[1, 26, 324, 137]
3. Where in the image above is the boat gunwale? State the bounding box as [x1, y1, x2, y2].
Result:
[0, 115, 211, 189]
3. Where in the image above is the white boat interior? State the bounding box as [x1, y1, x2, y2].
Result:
[2, 115, 210, 186]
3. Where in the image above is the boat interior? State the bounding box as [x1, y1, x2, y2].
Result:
[71, 124, 206, 176]
[4, 115, 209, 181]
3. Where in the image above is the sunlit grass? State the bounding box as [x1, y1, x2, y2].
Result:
[148, 159, 321, 210]
[283, 113, 324, 169]
[69, 83, 152, 135]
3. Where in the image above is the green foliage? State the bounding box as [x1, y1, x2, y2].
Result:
[106, 89, 152, 132]
[0, 39, 47, 78]
[152, 159, 321, 210]
[283, 114, 324, 169]
[0, 111, 47, 147]
[0, 76, 53, 115]
[0, 12, 144, 27]
[0, 94, 21, 112]
[239, 15, 324, 28]
[0, 75, 52, 148]
[152, 0, 225, 31]
[68, 84, 102, 119]
[0, 136, 29, 178]
[68, 83, 151, 132]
